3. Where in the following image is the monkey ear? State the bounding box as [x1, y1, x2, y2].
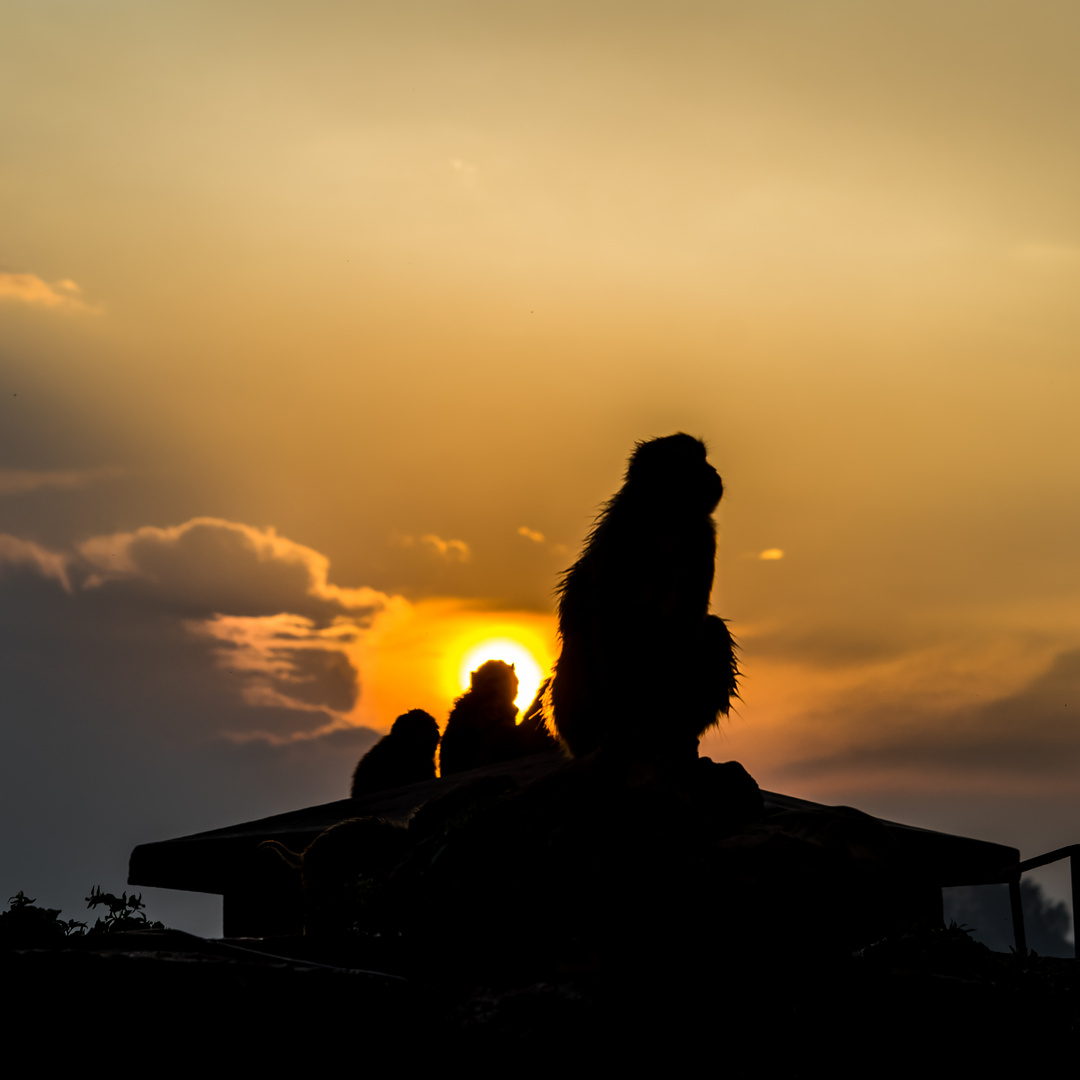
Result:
[511, 663, 516, 670]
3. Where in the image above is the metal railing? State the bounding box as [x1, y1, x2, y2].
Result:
[1000, 843, 1079, 957]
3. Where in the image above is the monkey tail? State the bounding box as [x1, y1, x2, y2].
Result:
[258, 839, 304, 870]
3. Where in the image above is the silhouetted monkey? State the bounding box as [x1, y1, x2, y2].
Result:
[350, 709, 440, 798]
[261, 816, 410, 935]
[439, 659, 522, 775]
[548, 433, 738, 763]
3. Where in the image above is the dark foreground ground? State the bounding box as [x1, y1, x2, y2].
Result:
[10, 757, 1077, 1071]
[6, 922, 1077, 1073]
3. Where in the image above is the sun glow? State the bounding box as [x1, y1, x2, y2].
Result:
[457, 637, 546, 713]
[346, 600, 556, 732]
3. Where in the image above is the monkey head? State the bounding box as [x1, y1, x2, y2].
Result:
[469, 659, 519, 703]
[623, 433, 723, 514]
[389, 709, 440, 752]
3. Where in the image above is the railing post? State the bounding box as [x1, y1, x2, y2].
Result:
[1009, 873, 1027, 955]
[1071, 850, 1079, 961]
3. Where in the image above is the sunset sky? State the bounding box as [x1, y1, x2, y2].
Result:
[2, 1, 1078, 936]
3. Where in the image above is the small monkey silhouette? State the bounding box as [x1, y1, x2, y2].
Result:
[350, 709, 440, 798]
[548, 433, 738, 762]
[439, 659, 522, 775]
[260, 816, 410, 935]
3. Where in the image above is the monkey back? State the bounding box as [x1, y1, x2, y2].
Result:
[550, 434, 737, 761]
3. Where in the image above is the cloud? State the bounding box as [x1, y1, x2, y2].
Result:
[743, 620, 914, 668]
[518, 526, 572, 558]
[758, 548, 784, 560]
[0, 535, 389, 936]
[192, 613, 363, 742]
[63, 517, 402, 742]
[0, 466, 124, 497]
[79, 516, 388, 618]
[421, 534, 470, 561]
[0, 273, 92, 310]
[0, 534, 71, 591]
[0, 518, 416, 747]
[1, 517, 396, 714]
[780, 645, 1080, 782]
[395, 531, 470, 563]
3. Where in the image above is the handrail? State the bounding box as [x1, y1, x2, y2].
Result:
[1013, 843, 1080, 876]
[994, 844, 1079, 959]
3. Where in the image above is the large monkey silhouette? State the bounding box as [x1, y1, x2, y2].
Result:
[548, 433, 738, 762]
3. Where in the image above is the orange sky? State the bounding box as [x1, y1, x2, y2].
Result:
[2, 1, 1078, 932]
